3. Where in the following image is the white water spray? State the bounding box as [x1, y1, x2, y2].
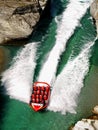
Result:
[48, 41, 95, 114]
[38, 0, 89, 85]
[1, 42, 37, 103]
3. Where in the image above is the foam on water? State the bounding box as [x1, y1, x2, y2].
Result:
[38, 0, 89, 85]
[1, 42, 37, 103]
[48, 41, 95, 114]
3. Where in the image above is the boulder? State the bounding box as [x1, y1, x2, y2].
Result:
[90, 0, 98, 37]
[70, 105, 98, 130]
[0, 0, 47, 44]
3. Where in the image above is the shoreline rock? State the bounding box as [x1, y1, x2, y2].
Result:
[70, 105, 98, 130]
[0, 0, 48, 44]
[90, 0, 98, 37]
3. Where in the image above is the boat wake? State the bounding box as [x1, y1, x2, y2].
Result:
[1, 43, 37, 103]
[1, 0, 92, 114]
[38, 0, 89, 86]
[48, 41, 95, 114]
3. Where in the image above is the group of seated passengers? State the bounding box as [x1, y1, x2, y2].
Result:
[31, 86, 49, 104]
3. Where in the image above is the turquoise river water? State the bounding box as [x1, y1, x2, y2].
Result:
[0, 0, 98, 130]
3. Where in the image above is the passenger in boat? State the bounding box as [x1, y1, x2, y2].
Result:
[31, 85, 49, 104]
[36, 98, 39, 103]
[33, 86, 37, 91]
[39, 95, 42, 102]
[41, 86, 45, 91]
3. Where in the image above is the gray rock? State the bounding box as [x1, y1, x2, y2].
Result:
[0, 0, 47, 44]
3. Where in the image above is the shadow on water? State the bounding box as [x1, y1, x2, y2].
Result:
[29, 0, 53, 42]
[29, 0, 65, 42]
[90, 39, 98, 66]
[28, 0, 65, 81]
[0, 78, 9, 129]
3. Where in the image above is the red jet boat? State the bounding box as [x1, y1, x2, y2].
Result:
[30, 82, 50, 111]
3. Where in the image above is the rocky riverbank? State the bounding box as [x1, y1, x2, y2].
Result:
[70, 106, 98, 130]
[0, 0, 47, 44]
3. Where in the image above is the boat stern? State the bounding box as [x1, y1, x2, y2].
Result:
[30, 103, 43, 111]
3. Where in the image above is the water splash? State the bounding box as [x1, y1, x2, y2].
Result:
[38, 0, 89, 85]
[1, 42, 37, 103]
[48, 41, 95, 114]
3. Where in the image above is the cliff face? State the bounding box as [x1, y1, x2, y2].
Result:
[0, 0, 47, 44]
[90, 0, 98, 36]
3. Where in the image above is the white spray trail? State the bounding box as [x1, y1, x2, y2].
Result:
[38, 0, 89, 85]
[1, 42, 37, 103]
[48, 41, 95, 114]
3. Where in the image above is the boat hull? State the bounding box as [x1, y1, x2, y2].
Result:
[30, 82, 50, 111]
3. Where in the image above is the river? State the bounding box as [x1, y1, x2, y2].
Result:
[0, 0, 98, 130]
